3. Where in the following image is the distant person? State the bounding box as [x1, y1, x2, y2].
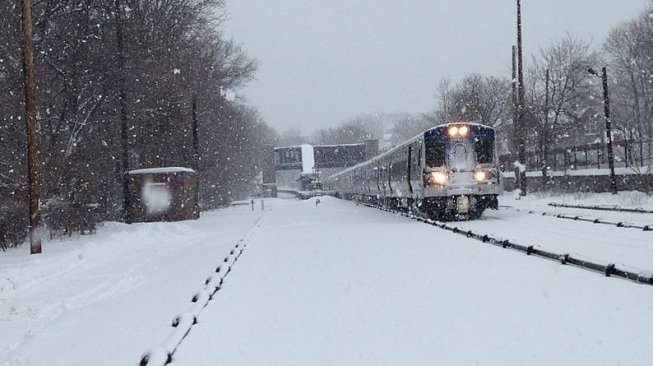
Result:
[315, 198, 321, 206]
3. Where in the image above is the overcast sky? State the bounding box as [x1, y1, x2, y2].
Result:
[223, 0, 650, 134]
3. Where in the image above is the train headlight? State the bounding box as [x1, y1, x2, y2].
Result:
[474, 170, 489, 182]
[448, 125, 469, 137]
[429, 171, 448, 186]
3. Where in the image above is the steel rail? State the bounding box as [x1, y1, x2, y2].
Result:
[549, 202, 653, 215]
[502, 206, 652, 232]
[356, 201, 653, 287]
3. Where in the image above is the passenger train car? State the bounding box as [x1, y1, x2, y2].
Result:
[323, 122, 502, 220]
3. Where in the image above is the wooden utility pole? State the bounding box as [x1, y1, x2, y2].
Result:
[115, 0, 131, 223]
[516, 0, 527, 196]
[20, 0, 43, 254]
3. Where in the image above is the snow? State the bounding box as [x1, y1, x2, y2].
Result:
[171, 197, 653, 366]
[142, 182, 172, 214]
[0, 205, 263, 365]
[301, 144, 315, 174]
[128, 167, 195, 175]
[452, 192, 653, 270]
[455, 206, 653, 271]
[507, 190, 653, 217]
[2, 195, 653, 365]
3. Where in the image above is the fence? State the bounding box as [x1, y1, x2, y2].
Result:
[500, 139, 653, 173]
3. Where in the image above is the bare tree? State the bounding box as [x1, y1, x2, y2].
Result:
[0, 0, 270, 247]
[426, 74, 511, 127]
[528, 34, 599, 173]
[604, 7, 653, 167]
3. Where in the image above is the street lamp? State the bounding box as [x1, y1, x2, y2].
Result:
[587, 67, 618, 195]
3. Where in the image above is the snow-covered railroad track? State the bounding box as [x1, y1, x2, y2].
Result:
[502, 206, 653, 231]
[358, 202, 653, 287]
[549, 202, 653, 214]
[139, 212, 265, 366]
[139, 240, 248, 366]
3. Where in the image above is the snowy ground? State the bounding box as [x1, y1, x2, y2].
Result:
[452, 191, 653, 270]
[173, 197, 653, 366]
[508, 190, 653, 212]
[2, 194, 653, 366]
[0, 206, 263, 366]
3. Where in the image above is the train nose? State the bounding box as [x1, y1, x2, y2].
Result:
[456, 195, 470, 214]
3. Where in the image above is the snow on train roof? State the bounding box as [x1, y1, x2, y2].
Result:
[128, 167, 195, 175]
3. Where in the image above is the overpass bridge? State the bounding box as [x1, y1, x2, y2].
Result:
[261, 141, 379, 195]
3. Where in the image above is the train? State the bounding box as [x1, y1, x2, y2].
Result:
[323, 122, 502, 220]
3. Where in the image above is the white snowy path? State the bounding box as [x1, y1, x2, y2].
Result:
[0, 205, 262, 366]
[174, 197, 653, 366]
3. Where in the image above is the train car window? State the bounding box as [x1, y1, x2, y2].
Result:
[410, 143, 421, 181]
[425, 140, 445, 167]
[475, 139, 494, 164]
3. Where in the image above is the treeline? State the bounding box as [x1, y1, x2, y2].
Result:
[429, 4, 653, 168]
[307, 4, 653, 169]
[1, 1, 277, 248]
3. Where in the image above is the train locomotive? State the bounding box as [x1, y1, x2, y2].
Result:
[323, 122, 502, 220]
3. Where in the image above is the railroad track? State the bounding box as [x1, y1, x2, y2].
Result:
[549, 202, 653, 215]
[500, 206, 652, 232]
[357, 201, 653, 287]
[140, 214, 265, 366]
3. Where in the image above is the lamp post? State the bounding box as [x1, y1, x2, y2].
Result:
[588, 67, 618, 195]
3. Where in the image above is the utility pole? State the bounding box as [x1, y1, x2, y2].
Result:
[115, 0, 131, 223]
[542, 68, 550, 184]
[20, 0, 43, 254]
[511, 46, 518, 173]
[516, 0, 527, 196]
[588, 67, 618, 194]
[191, 94, 201, 218]
[191, 95, 200, 171]
[601, 67, 617, 195]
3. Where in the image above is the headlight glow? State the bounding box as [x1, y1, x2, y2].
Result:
[448, 125, 469, 138]
[430, 171, 448, 186]
[474, 171, 489, 182]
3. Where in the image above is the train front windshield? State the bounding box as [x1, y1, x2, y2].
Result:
[474, 138, 494, 164]
[425, 127, 495, 168]
[425, 139, 446, 167]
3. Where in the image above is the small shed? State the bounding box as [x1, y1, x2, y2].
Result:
[128, 167, 199, 223]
